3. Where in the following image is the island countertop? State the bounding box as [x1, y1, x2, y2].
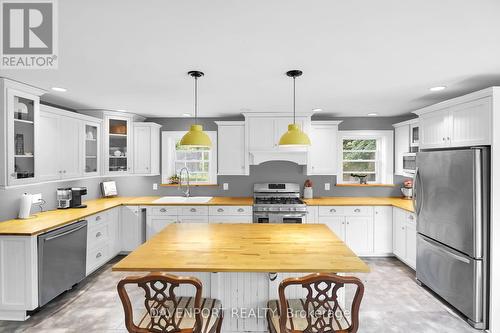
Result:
[112, 223, 370, 273]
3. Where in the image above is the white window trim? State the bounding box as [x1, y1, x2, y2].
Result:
[161, 131, 218, 184]
[337, 130, 394, 184]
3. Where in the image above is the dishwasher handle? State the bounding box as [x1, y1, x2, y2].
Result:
[43, 222, 87, 242]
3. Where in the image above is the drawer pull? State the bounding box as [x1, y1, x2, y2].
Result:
[96, 216, 101, 221]
[190, 208, 197, 212]
[96, 252, 102, 259]
[354, 209, 361, 213]
[217, 208, 224, 212]
[95, 232, 102, 238]
[160, 208, 167, 213]
[330, 208, 336, 213]
[237, 208, 244, 212]
[408, 215, 414, 220]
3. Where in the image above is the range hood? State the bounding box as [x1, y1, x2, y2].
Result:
[249, 149, 308, 165]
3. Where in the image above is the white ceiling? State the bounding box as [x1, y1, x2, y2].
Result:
[2, 0, 500, 118]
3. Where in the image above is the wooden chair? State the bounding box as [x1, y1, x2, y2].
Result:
[117, 273, 223, 333]
[267, 273, 364, 333]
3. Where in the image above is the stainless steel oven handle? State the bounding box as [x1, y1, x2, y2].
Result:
[44, 224, 86, 242]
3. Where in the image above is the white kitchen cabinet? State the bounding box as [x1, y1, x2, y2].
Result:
[82, 120, 101, 177]
[345, 216, 373, 255]
[108, 207, 121, 256]
[305, 206, 318, 224]
[392, 207, 416, 269]
[146, 216, 176, 239]
[120, 206, 144, 252]
[416, 92, 492, 149]
[307, 121, 341, 175]
[373, 206, 393, 255]
[393, 119, 417, 177]
[104, 115, 133, 174]
[321, 216, 346, 240]
[38, 106, 83, 181]
[215, 121, 248, 175]
[133, 122, 161, 175]
[0, 79, 45, 187]
[208, 205, 252, 223]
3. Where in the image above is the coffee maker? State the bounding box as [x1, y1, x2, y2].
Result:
[56, 187, 88, 209]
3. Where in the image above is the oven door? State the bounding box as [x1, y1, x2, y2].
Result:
[403, 153, 417, 174]
[253, 212, 305, 223]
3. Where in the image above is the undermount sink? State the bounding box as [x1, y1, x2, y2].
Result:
[153, 196, 213, 204]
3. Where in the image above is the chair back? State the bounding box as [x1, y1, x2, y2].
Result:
[277, 273, 364, 333]
[117, 273, 203, 333]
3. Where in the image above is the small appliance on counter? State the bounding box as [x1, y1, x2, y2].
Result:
[56, 187, 88, 209]
[18, 193, 33, 219]
[100, 181, 118, 197]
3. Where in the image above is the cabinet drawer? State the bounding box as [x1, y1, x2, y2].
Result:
[209, 206, 252, 216]
[87, 221, 110, 249]
[148, 206, 179, 216]
[318, 206, 345, 216]
[180, 206, 208, 216]
[209, 215, 252, 223]
[86, 211, 108, 226]
[86, 243, 110, 275]
[178, 216, 209, 223]
[344, 206, 373, 217]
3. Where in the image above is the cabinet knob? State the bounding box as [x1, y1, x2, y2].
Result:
[442, 137, 446, 141]
[408, 215, 414, 220]
[342, 221, 345, 225]
[160, 208, 167, 213]
[190, 208, 197, 212]
[237, 208, 244, 212]
[96, 216, 101, 221]
[354, 208, 361, 213]
[10, 172, 16, 177]
[402, 226, 405, 230]
[330, 208, 336, 213]
[347, 221, 350, 225]
[95, 232, 102, 238]
[217, 208, 224, 212]
[63, 170, 67, 174]
[96, 252, 102, 259]
[447, 137, 450, 141]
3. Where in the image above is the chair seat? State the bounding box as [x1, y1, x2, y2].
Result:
[138, 296, 222, 333]
[267, 299, 350, 333]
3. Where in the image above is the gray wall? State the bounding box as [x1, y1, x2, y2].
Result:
[0, 115, 414, 221]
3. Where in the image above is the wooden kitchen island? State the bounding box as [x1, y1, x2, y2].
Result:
[113, 223, 369, 332]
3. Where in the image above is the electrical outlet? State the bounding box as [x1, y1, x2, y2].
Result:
[153, 183, 158, 190]
[31, 193, 42, 204]
[223, 183, 229, 191]
[324, 183, 331, 191]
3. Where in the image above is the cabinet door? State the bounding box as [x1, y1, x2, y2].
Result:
[146, 216, 176, 239]
[392, 208, 406, 259]
[133, 125, 151, 174]
[394, 125, 410, 176]
[38, 111, 61, 181]
[178, 216, 209, 223]
[319, 216, 345, 240]
[121, 206, 144, 252]
[305, 206, 318, 224]
[449, 97, 492, 147]
[373, 206, 393, 254]
[247, 117, 274, 150]
[59, 116, 82, 179]
[83, 121, 100, 176]
[345, 216, 373, 255]
[419, 110, 450, 149]
[218, 124, 246, 175]
[106, 116, 132, 174]
[405, 217, 417, 269]
[108, 207, 121, 256]
[308, 123, 338, 175]
[208, 215, 252, 223]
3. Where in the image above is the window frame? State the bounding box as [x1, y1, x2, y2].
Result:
[161, 131, 218, 184]
[337, 130, 394, 184]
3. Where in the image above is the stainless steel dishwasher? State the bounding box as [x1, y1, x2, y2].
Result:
[38, 220, 87, 306]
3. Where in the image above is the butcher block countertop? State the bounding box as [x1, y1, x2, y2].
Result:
[113, 223, 370, 273]
[0, 196, 413, 236]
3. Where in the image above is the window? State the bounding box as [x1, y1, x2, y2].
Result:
[161, 131, 217, 184]
[338, 131, 393, 184]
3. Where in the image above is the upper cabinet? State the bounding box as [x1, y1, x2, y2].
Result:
[415, 88, 495, 149]
[105, 115, 133, 174]
[83, 120, 101, 177]
[133, 122, 161, 175]
[0, 79, 45, 187]
[216, 121, 248, 175]
[393, 119, 418, 177]
[307, 121, 341, 175]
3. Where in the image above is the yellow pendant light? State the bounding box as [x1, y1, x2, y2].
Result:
[279, 70, 311, 147]
[179, 71, 212, 148]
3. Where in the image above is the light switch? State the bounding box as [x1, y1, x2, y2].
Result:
[152, 183, 158, 190]
[31, 193, 42, 204]
[223, 183, 229, 191]
[324, 183, 331, 191]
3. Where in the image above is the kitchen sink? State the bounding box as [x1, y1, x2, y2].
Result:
[153, 196, 213, 204]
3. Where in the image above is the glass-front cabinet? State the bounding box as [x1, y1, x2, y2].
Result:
[1, 79, 45, 187]
[83, 121, 101, 176]
[104, 115, 132, 174]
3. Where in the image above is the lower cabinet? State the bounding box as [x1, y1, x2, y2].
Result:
[392, 207, 417, 269]
[121, 206, 145, 252]
[373, 206, 393, 255]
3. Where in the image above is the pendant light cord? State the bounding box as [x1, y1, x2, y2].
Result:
[293, 76, 296, 124]
[194, 76, 198, 125]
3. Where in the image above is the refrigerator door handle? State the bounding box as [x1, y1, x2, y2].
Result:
[472, 148, 483, 259]
[413, 167, 424, 216]
[412, 167, 418, 213]
[420, 235, 471, 264]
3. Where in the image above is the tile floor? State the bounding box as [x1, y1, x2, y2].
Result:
[0, 257, 482, 333]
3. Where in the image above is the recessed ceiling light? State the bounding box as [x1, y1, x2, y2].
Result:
[429, 86, 447, 92]
[51, 87, 67, 92]
[182, 113, 192, 117]
[116, 109, 126, 112]
[367, 113, 378, 116]
[312, 108, 323, 112]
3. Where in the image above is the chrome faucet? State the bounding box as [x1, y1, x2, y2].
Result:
[178, 167, 190, 197]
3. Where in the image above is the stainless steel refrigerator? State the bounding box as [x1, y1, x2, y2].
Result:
[414, 147, 489, 329]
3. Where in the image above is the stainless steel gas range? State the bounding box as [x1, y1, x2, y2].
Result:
[253, 183, 307, 223]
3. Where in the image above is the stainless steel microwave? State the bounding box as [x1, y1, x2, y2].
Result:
[402, 153, 417, 173]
